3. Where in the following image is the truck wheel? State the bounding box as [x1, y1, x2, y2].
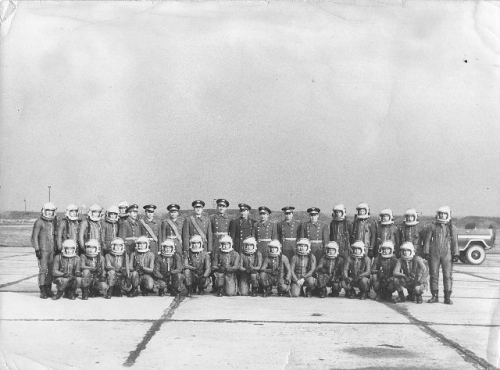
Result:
[465, 245, 486, 265]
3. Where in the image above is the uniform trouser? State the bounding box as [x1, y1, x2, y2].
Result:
[149, 242, 158, 256]
[341, 277, 370, 293]
[310, 243, 323, 262]
[291, 276, 315, 297]
[82, 270, 109, 295]
[282, 241, 296, 263]
[131, 272, 155, 290]
[239, 271, 259, 295]
[125, 243, 135, 256]
[107, 270, 130, 290]
[183, 270, 209, 290]
[371, 275, 396, 294]
[54, 277, 81, 292]
[429, 253, 453, 291]
[394, 277, 426, 294]
[316, 274, 341, 293]
[259, 272, 290, 293]
[156, 273, 184, 290]
[38, 250, 54, 286]
[257, 241, 269, 260]
[214, 272, 238, 296]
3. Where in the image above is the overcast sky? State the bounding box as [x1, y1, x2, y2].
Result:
[0, 1, 499, 217]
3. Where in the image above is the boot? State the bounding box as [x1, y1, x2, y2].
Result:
[305, 288, 312, 298]
[427, 290, 439, 303]
[217, 289, 224, 297]
[264, 287, 272, 297]
[44, 285, 54, 298]
[374, 293, 381, 302]
[444, 291, 453, 305]
[393, 291, 406, 303]
[348, 289, 356, 299]
[82, 287, 89, 300]
[330, 290, 339, 297]
[319, 287, 326, 298]
[359, 292, 367, 300]
[186, 286, 193, 297]
[406, 290, 415, 302]
[104, 289, 112, 299]
[131, 288, 140, 297]
[141, 289, 149, 296]
[198, 288, 205, 295]
[251, 287, 258, 297]
[416, 294, 423, 304]
[171, 287, 181, 297]
[39, 285, 48, 299]
[67, 290, 76, 300]
[159, 288, 165, 297]
[52, 290, 64, 300]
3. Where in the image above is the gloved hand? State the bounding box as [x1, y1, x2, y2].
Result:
[63, 273, 70, 278]
[297, 278, 305, 286]
[99, 276, 107, 282]
[246, 266, 253, 273]
[377, 270, 384, 278]
[285, 279, 291, 285]
[424, 253, 430, 261]
[452, 255, 459, 263]
[367, 249, 374, 258]
[35, 250, 42, 260]
[345, 277, 352, 284]
[75, 271, 82, 277]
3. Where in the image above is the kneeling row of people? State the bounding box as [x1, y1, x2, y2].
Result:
[51, 235, 428, 302]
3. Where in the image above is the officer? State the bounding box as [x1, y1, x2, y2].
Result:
[370, 240, 398, 302]
[101, 205, 119, 255]
[253, 206, 278, 260]
[400, 208, 424, 257]
[299, 207, 329, 261]
[183, 235, 211, 296]
[342, 241, 371, 300]
[290, 238, 317, 297]
[105, 237, 131, 298]
[154, 239, 184, 297]
[31, 202, 58, 299]
[277, 206, 301, 262]
[80, 239, 108, 300]
[209, 199, 232, 293]
[212, 235, 240, 297]
[129, 236, 156, 297]
[52, 239, 82, 300]
[118, 204, 141, 255]
[57, 204, 81, 254]
[238, 237, 262, 296]
[140, 204, 160, 255]
[351, 203, 377, 258]
[329, 204, 352, 259]
[424, 206, 459, 305]
[314, 241, 344, 298]
[117, 201, 130, 223]
[393, 242, 429, 304]
[182, 200, 213, 254]
[160, 204, 184, 254]
[229, 203, 257, 253]
[78, 204, 103, 255]
[376, 209, 401, 258]
[259, 240, 292, 297]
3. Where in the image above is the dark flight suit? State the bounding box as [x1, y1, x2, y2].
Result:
[342, 255, 371, 298]
[52, 254, 81, 297]
[105, 253, 130, 295]
[376, 223, 401, 258]
[299, 221, 329, 261]
[314, 256, 344, 296]
[100, 219, 118, 255]
[239, 251, 263, 296]
[153, 253, 184, 294]
[57, 217, 81, 254]
[290, 254, 317, 297]
[78, 218, 102, 255]
[393, 256, 429, 298]
[370, 256, 398, 300]
[330, 219, 352, 258]
[183, 250, 211, 294]
[32, 217, 57, 287]
[130, 251, 156, 293]
[80, 254, 108, 296]
[351, 217, 377, 257]
[277, 219, 301, 262]
[229, 217, 257, 253]
[212, 250, 240, 296]
[259, 254, 291, 295]
[400, 224, 423, 257]
[253, 220, 278, 260]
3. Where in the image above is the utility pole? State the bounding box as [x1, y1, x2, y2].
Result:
[48, 186, 51, 202]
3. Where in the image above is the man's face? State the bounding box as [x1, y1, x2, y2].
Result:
[136, 242, 147, 251]
[334, 210, 343, 219]
[91, 211, 100, 219]
[438, 212, 447, 220]
[285, 212, 293, 221]
[259, 212, 269, 222]
[129, 210, 138, 220]
[240, 209, 249, 218]
[194, 206, 203, 216]
[382, 214, 390, 222]
[108, 212, 118, 222]
[145, 210, 154, 219]
[402, 249, 412, 258]
[69, 210, 77, 218]
[310, 213, 319, 222]
[358, 209, 367, 216]
[406, 215, 415, 223]
[217, 204, 227, 215]
[297, 244, 308, 254]
[169, 210, 179, 219]
[44, 210, 55, 217]
[119, 206, 127, 215]
[190, 241, 201, 250]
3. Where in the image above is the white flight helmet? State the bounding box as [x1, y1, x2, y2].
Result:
[219, 235, 234, 253]
[85, 239, 100, 257]
[436, 206, 451, 224]
[379, 240, 395, 258]
[332, 204, 346, 221]
[110, 238, 125, 256]
[135, 236, 150, 253]
[350, 240, 365, 258]
[404, 208, 419, 226]
[356, 202, 370, 220]
[118, 201, 129, 217]
[106, 205, 119, 223]
[65, 204, 79, 221]
[41, 202, 57, 221]
[325, 241, 339, 259]
[160, 239, 175, 257]
[62, 239, 77, 258]
[268, 240, 282, 257]
[379, 209, 394, 225]
[296, 238, 311, 256]
[189, 235, 203, 253]
[400, 242, 415, 261]
[88, 204, 102, 222]
[243, 237, 257, 254]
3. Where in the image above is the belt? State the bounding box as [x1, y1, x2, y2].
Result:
[125, 237, 138, 241]
[259, 239, 271, 242]
[167, 236, 179, 239]
[283, 238, 296, 241]
[310, 240, 323, 243]
[215, 232, 228, 236]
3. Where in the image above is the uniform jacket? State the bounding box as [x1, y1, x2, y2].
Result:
[130, 251, 156, 275]
[371, 256, 398, 280]
[351, 217, 377, 251]
[290, 254, 317, 281]
[183, 251, 211, 277]
[182, 215, 213, 253]
[118, 217, 142, 253]
[393, 256, 429, 284]
[252, 220, 278, 242]
[105, 253, 130, 275]
[100, 219, 118, 254]
[314, 256, 344, 278]
[210, 213, 232, 249]
[57, 218, 80, 252]
[153, 253, 183, 279]
[260, 255, 291, 280]
[239, 252, 263, 273]
[343, 256, 371, 279]
[229, 217, 257, 253]
[424, 222, 459, 258]
[299, 221, 329, 246]
[329, 219, 352, 255]
[79, 218, 102, 253]
[277, 220, 301, 241]
[212, 250, 240, 273]
[32, 217, 57, 252]
[52, 254, 81, 277]
[140, 217, 161, 254]
[160, 217, 184, 251]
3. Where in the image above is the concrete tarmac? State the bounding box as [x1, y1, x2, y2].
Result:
[0, 246, 499, 370]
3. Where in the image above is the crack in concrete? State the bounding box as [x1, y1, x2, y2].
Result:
[457, 270, 500, 283]
[0, 274, 37, 289]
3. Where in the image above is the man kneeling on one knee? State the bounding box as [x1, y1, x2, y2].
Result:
[341, 241, 371, 300]
[290, 238, 316, 297]
[212, 235, 240, 297]
[393, 242, 429, 304]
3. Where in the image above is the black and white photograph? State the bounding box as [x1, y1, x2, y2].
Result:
[0, 0, 499, 368]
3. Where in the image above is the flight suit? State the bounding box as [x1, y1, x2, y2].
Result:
[212, 250, 240, 296]
[314, 256, 344, 296]
[160, 217, 184, 254]
[78, 218, 102, 255]
[393, 256, 429, 300]
[253, 220, 278, 260]
[153, 252, 184, 295]
[370, 256, 398, 300]
[299, 221, 329, 261]
[32, 217, 57, 288]
[376, 223, 401, 258]
[52, 254, 81, 298]
[182, 215, 213, 253]
[229, 217, 257, 253]
[277, 219, 301, 262]
[400, 224, 423, 257]
[118, 217, 141, 255]
[80, 254, 108, 297]
[290, 254, 317, 297]
[259, 254, 291, 296]
[239, 251, 263, 296]
[342, 255, 371, 298]
[183, 250, 211, 294]
[351, 217, 377, 257]
[100, 219, 118, 255]
[140, 218, 161, 255]
[130, 251, 156, 294]
[330, 219, 352, 258]
[105, 253, 131, 296]
[57, 217, 81, 254]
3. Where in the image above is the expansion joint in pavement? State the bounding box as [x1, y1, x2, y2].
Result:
[123, 295, 185, 367]
[385, 302, 498, 370]
[0, 274, 37, 289]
